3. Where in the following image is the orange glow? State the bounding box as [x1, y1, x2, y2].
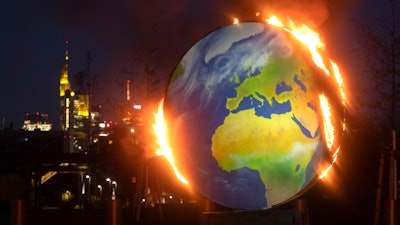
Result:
[266, 16, 284, 27]
[153, 100, 189, 184]
[319, 94, 334, 149]
[319, 146, 340, 179]
[331, 62, 346, 105]
[233, 18, 239, 24]
[267, 16, 330, 76]
[265, 16, 346, 179]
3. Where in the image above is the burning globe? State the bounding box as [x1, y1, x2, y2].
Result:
[163, 21, 344, 209]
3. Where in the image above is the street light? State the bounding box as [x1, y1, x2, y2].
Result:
[97, 185, 103, 198]
[85, 175, 91, 207]
[112, 181, 117, 200]
[106, 177, 111, 199]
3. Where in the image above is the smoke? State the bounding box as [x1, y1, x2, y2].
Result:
[259, 0, 330, 27]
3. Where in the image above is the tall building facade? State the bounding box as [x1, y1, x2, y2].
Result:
[59, 41, 74, 152]
[59, 41, 98, 153]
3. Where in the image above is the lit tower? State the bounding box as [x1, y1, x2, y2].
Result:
[59, 40, 74, 152]
[59, 40, 71, 98]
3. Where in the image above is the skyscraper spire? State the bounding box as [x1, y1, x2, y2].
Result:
[59, 40, 74, 135]
[65, 40, 69, 61]
[59, 40, 71, 97]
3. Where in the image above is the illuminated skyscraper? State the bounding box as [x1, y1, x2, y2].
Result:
[59, 40, 74, 152]
[59, 41, 101, 153]
[73, 94, 90, 151]
[59, 40, 71, 98]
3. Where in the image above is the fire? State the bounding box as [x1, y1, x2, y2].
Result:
[267, 16, 284, 27]
[267, 16, 330, 76]
[153, 100, 189, 184]
[331, 61, 346, 105]
[319, 94, 334, 149]
[266, 16, 346, 179]
[318, 146, 339, 179]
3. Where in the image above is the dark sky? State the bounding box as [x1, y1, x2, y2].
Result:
[0, 0, 393, 130]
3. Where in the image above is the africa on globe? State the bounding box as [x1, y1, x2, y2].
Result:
[164, 22, 342, 209]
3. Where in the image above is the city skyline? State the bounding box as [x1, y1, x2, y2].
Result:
[0, 0, 393, 129]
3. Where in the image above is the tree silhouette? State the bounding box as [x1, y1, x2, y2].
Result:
[73, 51, 98, 96]
[355, 2, 400, 144]
[355, 2, 400, 224]
[113, 10, 164, 108]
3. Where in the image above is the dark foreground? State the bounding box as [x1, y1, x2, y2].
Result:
[1, 196, 386, 225]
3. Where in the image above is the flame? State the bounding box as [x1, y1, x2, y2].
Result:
[267, 16, 330, 76]
[153, 100, 189, 184]
[319, 146, 339, 179]
[331, 62, 346, 105]
[233, 18, 239, 24]
[319, 94, 334, 149]
[267, 16, 284, 27]
[266, 16, 346, 179]
[318, 94, 338, 179]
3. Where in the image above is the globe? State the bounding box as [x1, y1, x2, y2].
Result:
[164, 22, 342, 209]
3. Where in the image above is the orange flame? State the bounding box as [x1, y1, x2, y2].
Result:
[319, 146, 339, 179]
[233, 18, 239, 24]
[266, 16, 284, 27]
[331, 61, 346, 105]
[153, 100, 189, 184]
[318, 93, 340, 179]
[319, 94, 334, 149]
[266, 16, 346, 179]
[267, 16, 329, 76]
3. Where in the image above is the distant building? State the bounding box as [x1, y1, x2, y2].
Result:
[89, 105, 101, 151]
[22, 112, 52, 131]
[120, 80, 144, 129]
[59, 41, 99, 153]
[59, 41, 75, 152]
[73, 94, 89, 151]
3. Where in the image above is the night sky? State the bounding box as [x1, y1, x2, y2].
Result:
[0, 0, 393, 130]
